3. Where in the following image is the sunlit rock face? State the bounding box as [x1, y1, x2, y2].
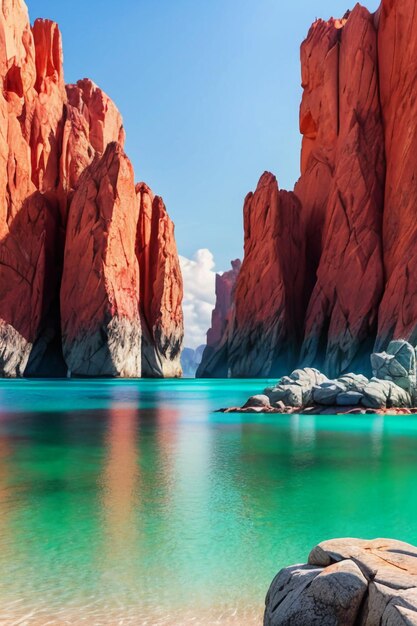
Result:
[0, 0, 183, 377]
[199, 2, 417, 379]
[299, 5, 385, 378]
[61, 144, 142, 377]
[136, 183, 184, 378]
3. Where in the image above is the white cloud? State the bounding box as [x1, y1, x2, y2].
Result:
[180, 249, 219, 349]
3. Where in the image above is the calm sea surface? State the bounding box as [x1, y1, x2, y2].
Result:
[0, 378, 417, 625]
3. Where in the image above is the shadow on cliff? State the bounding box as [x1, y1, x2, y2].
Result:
[0, 189, 68, 377]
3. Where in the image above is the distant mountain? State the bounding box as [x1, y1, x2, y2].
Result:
[181, 346, 206, 378]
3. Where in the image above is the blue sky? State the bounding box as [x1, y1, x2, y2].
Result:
[28, 0, 379, 271]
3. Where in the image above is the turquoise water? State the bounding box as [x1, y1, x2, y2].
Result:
[1, 379, 417, 624]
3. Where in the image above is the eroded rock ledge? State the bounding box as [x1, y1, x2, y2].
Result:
[264, 538, 417, 625]
[220, 340, 417, 415]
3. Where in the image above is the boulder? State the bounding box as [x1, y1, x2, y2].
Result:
[387, 340, 416, 375]
[362, 377, 412, 409]
[371, 341, 416, 394]
[291, 367, 328, 386]
[313, 381, 346, 405]
[265, 559, 368, 625]
[266, 384, 305, 408]
[242, 395, 271, 409]
[362, 379, 390, 409]
[265, 538, 417, 626]
[338, 373, 369, 393]
[336, 391, 363, 406]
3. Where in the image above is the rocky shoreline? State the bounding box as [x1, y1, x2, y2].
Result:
[219, 340, 417, 416]
[264, 538, 417, 625]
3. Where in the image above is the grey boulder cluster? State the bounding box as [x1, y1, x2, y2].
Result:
[264, 538, 417, 625]
[242, 340, 417, 412]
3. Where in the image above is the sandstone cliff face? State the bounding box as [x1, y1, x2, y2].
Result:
[0, 0, 183, 378]
[196, 259, 240, 378]
[376, 0, 417, 349]
[207, 259, 241, 348]
[136, 183, 184, 377]
[61, 144, 141, 377]
[199, 1, 417, 379]
[199, 174, 305, 378]
[300, 5, 385, 377]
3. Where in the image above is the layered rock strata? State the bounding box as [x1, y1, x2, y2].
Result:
[200, 1, 413, 379]
[265, 538, 417, 625]
[0, 0, 183, 377]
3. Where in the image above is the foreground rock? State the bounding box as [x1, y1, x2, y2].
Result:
[265, 538, 417, 625]
[220, 341, 417, 414]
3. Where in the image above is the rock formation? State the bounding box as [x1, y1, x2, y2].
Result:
[199, 175, 306, 378]
[196, 258, 240, 377]
[136, 183, 183, 377]
[61, 144, 142, 377]
[0, 0, 183, 378]
[199, 1, 416, 380]
[299, 6, 385, 377]
[265, 538, 417, 625]
[221, 340, 417, 415]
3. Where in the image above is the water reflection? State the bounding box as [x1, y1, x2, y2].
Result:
[101, 397, 140, 599]
[0, 381, 416, 624]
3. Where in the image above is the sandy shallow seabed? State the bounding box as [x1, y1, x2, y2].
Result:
[0, 603, 264, 625]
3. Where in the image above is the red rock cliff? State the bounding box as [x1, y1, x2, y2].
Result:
[199, 1, 417, 379]
[0, 0, 183, 378]
[198, 174, 305, 378]
[299, 5, 385, 377]
[376, 0, 417, 349]
[196, 259, 241, 378]
[136, 183, 184, 377]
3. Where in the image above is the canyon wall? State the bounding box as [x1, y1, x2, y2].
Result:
[195, 259, 241, 378]
[199, 0, 415, 379]
[0, 0, 183, 378]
